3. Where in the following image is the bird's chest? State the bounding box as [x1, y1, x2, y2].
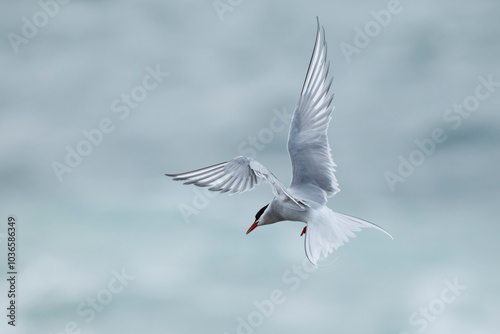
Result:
[272, 201, 311, 223]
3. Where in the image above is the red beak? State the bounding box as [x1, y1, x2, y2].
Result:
[246, 221, 259, 234]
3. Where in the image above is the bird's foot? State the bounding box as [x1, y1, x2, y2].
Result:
[300, 226, 307, 236]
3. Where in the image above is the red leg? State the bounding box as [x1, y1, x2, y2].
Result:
[300, 226, 307, 236]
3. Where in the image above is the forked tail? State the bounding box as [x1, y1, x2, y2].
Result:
[304, 208, 393, 266]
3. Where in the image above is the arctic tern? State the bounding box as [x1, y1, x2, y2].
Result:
[166, 19, 392, 265]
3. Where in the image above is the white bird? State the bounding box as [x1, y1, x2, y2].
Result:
[166, 19, 392, 266]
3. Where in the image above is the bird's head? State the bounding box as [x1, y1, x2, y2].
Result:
[246, 204, 269, 234]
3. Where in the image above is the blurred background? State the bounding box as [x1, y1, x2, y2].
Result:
[1, 0, 499, 333]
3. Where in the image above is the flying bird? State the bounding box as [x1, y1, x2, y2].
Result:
[166, 19, 392, 266]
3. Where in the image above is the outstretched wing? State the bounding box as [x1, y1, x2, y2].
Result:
[287, 19, 339, 201]
[166, 156, 307, 209]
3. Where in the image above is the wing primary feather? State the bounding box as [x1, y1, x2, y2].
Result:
[209, 174, 236, 192]
[169, 165, 226, 181]
[188, 170, 227, 186]
[180, 167, 226, 184]
[221, 175, 240, 193]
[165, 161, 227, 178]
[229, 179, 244, 194]
[300, 18, 322, 96]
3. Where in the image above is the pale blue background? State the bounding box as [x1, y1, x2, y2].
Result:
[1, 0, 499, 333]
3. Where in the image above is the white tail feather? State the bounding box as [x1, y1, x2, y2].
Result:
[304, 207, 393, 266]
